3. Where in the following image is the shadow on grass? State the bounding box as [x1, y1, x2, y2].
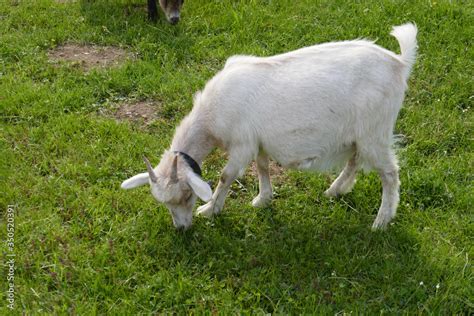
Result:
[138, 202, 436, 312]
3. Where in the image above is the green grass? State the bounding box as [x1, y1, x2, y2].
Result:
[1, 0, 473, 314]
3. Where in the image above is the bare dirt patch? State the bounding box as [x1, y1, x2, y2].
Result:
[48, 44, 133, 71]
[112, 100, 160, 125]
[248, 160, 287, 182]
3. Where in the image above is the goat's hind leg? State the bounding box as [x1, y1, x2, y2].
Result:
[252, 152, 273, 207]
[324, 153, 358, 197]
[370, 149, 400, 230]
[372, 167, 400, 230]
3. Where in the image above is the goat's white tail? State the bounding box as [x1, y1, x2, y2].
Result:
[391, 23, 418, 78]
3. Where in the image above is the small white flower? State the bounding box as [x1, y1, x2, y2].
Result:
[436, 283, 440, 289]
[419, 281, 424, 286]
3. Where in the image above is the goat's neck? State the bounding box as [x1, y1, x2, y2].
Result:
[170, 112, 214, 165]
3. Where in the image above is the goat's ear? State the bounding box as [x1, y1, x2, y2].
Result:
[121, 172, 149, 189]
[186, 170, 212, 202]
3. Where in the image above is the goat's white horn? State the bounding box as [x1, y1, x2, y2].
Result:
[143, 156, 158, 183]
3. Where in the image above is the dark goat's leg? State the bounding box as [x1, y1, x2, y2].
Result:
[147, 0, 158, 21]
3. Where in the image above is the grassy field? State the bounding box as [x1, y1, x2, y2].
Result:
[1, 0, 473, 314]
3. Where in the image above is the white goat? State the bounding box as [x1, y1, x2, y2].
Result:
[122, 23, 418, 230]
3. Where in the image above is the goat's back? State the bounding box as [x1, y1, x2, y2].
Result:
[198, 40, 411, 169]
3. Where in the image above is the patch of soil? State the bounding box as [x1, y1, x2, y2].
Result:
[113, 100, 159, 124]
[48, 44, 133, 71]
[248, 160, 287, 182]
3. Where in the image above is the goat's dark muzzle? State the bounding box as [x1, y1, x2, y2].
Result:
[170, 16, 180, 24]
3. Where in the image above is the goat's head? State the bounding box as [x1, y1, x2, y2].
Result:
[159, 0, 184, 25]
[121, 151, 212, 229]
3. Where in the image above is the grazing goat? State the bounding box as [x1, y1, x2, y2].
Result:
[122, 23, 418, 230]
[148, 0, 183, 24]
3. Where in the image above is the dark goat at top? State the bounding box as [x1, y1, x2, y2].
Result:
[148, 0, 184, 24]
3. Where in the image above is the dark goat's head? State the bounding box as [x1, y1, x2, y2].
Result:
[159, 0, 184, 24]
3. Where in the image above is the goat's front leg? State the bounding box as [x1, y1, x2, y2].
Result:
[252, 152, 273, 207]
[197, 158, 246, 217]
[147, 0, 158, 21]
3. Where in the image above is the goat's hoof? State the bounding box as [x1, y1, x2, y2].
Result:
[197, 202, 218, 218]
[324, 188, 338, 197]
[251, 194, 272, 208]
[371, 216, 392, 231]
